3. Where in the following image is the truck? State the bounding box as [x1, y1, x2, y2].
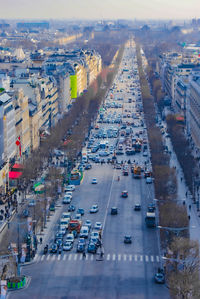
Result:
[82, 149, 88, 163]
[68, 220, 82, 234]
[145, 212, 156, 227]
[133, 166, 141, 179]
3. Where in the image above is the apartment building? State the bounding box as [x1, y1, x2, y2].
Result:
[188, 75, 200, 150]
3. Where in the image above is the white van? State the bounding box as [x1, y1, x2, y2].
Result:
[80, 226, 89, 238]
[60, 218, 69, 229]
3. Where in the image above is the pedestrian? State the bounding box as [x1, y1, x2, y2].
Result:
[188, 215, 190, 220]
[189, 204, 191, 211]
[181, 177, 183, 182]
[186, 191, 188, 197]
[40, 237, 43, 244]
[83, 251, 86, 259]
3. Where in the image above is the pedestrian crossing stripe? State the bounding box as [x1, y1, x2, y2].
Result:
[35, 253, 160, 263]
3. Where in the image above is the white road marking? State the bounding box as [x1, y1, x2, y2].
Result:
[58, 255, 61, 261]
[90, 255, 94, 261]
[41, 255, 45, 261]
[68, 254, 72, 261]
[113, 254, 116, 261]
[34, 254, 38, 261]
[85, 254, 88, 260]
[123, 254, 127, 261]
[79, 255, 83, 260]
[156, 256, 160, 262]
[107, 254, 110, 261]
[47, 255, 50, 261]
[140, 255, 143, 262]
[151, 256, 154, 262]
[74, 254, 77, 261]
[63, 254, 66, 261]
[52, 255, 55, 261]
[118, 254, 121, 261]
[129, 254, 132, 261]
[145, 255, 149, 262]
[134, 254, 138, 261]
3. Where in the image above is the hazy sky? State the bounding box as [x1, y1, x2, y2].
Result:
[0, 0, 199, 20]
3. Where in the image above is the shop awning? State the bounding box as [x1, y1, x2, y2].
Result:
[9, 171, 22, 179]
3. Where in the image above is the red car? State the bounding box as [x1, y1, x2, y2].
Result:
[121, 191, 128, 198]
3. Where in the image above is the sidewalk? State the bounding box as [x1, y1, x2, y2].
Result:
[163, 126, 200, 245]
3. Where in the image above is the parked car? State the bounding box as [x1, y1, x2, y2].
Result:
[65, 185, 75, 191]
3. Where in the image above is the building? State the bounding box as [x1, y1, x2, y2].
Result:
[174, 77, 188, 119]
[0, 92, 16, 161]
[188, 75, 200, 151]
[13, 89, 31, 160]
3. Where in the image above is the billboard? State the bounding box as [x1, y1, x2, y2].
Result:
[70, 75, 77, 99]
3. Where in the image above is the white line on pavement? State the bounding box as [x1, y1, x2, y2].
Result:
[63, 254, 66, 261]
[74, 254, 77, 261]
[113, 254, 116, 261]
[47, 255, 50, 261]
[151, 256, 154, 262]
[107, 254, 110, 261]
[52, 255, 55, 261]
[129, 254, 132, 261]
[58, 255, 61, 261]
[134, 254, 138, 261]
[145, 255, 149, 262]
[68, 254, 72, 261]
[123, 254, 127, 261]
[156, 256, 160, 262]
[91, 255, 94, 261]
[140, 255, 143, 262]
[41, 255, 45, 261]
[118, 254, 121, 261]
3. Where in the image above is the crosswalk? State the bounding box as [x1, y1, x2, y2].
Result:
[35, 253, 160, 263]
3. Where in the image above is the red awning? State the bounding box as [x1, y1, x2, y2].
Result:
[13, 163, 24, 169]
[9, 171, 22, 179]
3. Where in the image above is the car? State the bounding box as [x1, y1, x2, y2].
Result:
[66, 233, 74, 243]
[87, 243, 97, 253]
[78, 238, 86, 245]
[75, 214, 82, 220]
[94, 222, 102, 230]
[124, 235, 132, 244]
[121, 190, 128, 198]
[154, 270, 165, 284]
[146, 177, 153, 184]
[77, 208, 85, 216]
[22, 209, 29, 218]
[90, 205, 99, 213]
[116, 164, 121, 169]
[55, 232, 63, 242]
[90, 231, 99, 239]
[77, 243, 86, 253]
[68, 205, 76, 212]
[49, 203, 55, 211]
[85, 164, 92, 170]
[111, 207, 118, 215]
[65, 185, 75, 191]
[64, 191, 73, 197]
[143, 151, 148, 157]
[62, 195, 72, 204]
[62, 212, 71, 220]
[134, 204, 141, 211]
[50, 244, 58, 253]
[56, 238, 63, 247]
[63, 241, 73, 251]
[89, 237, 100, 247]
[84, 220, 92, 230]
[28, 199, 36, 207]
[80, 226, 89, 238]
[91, 178, 98, 184]
[148, 203, 156, 212]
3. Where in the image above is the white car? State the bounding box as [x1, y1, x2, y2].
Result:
[94, 222, 102, 230]
[90, 205, 99, 213]
[92, 178, 98, 184]
[84, 220, 92, 230]
[65, 185, 75, 192]
[63, 241, 73, 251]
[91, 231, 99, 238]
[62, 195, 72, 204]
[143, 151, 148, 157]
[65, 191, 73, 197]
[66, 233, 74, 243]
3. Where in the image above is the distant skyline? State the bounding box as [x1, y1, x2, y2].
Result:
[0, 0, 199, 20]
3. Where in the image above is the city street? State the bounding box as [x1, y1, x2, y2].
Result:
[9, 40, 169, 299]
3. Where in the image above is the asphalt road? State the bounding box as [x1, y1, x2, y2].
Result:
[9, 40, 170, 299]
